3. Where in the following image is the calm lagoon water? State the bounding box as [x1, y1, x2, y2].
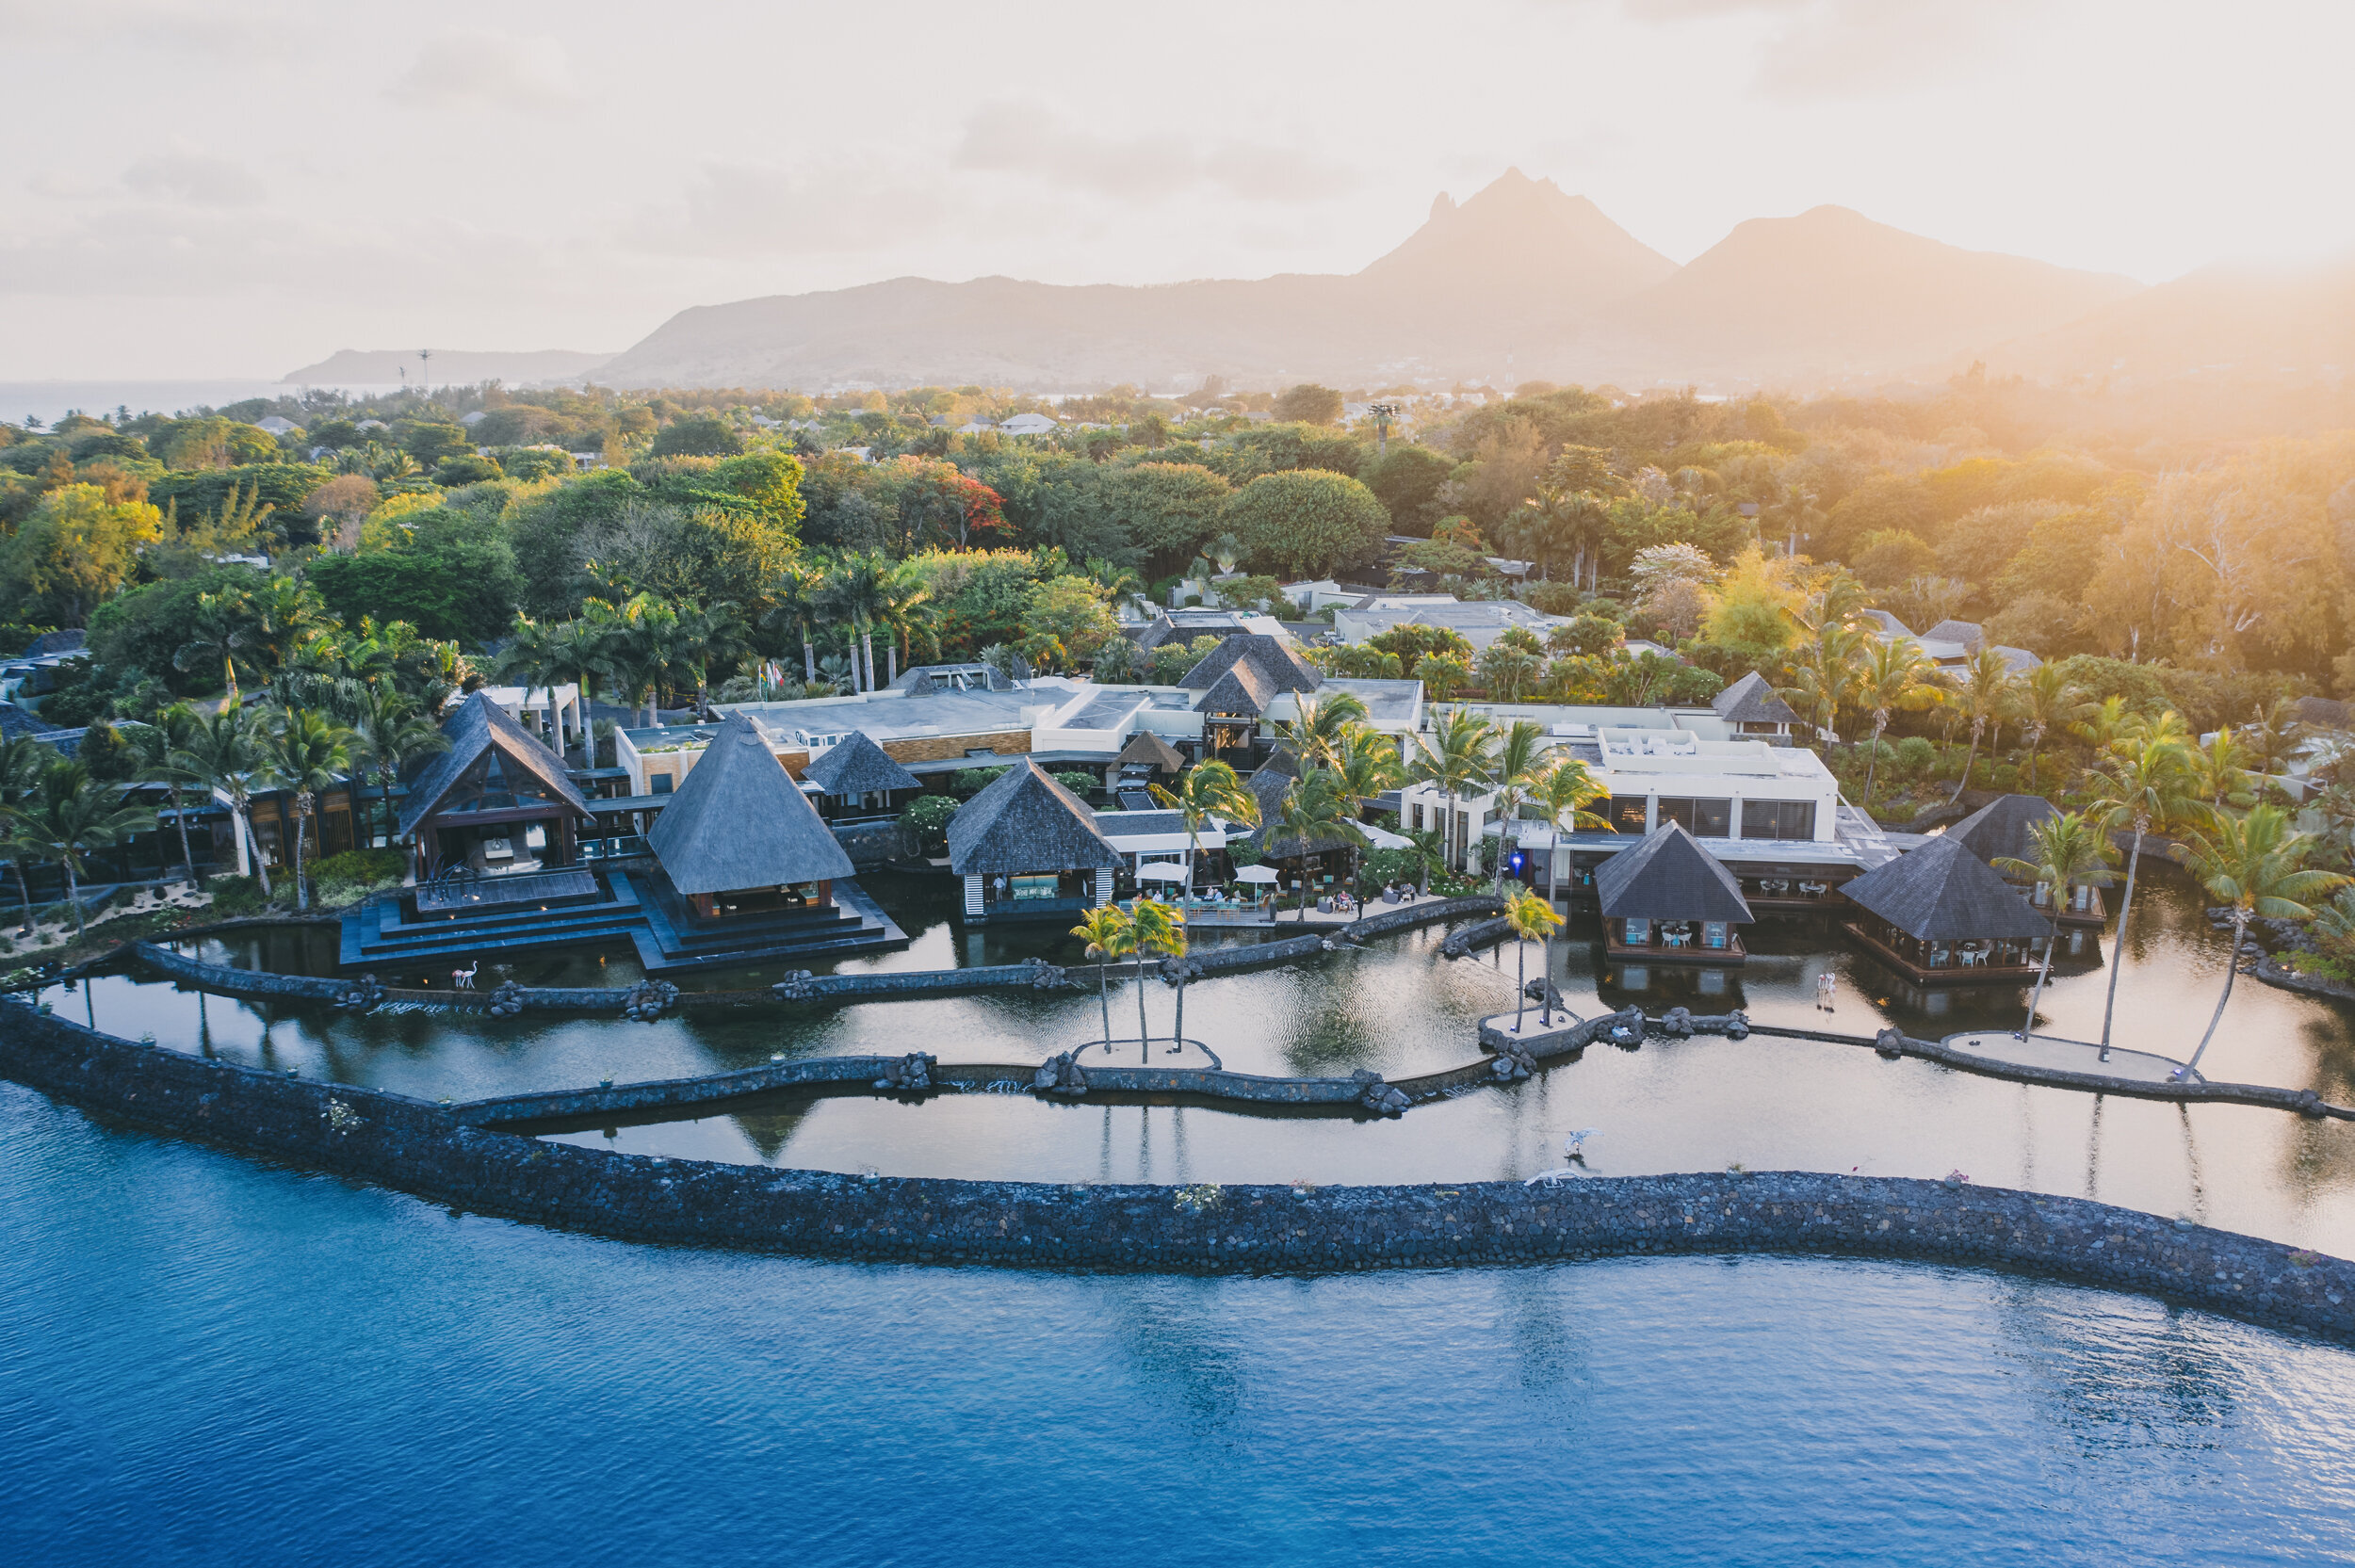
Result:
[5, 1082, 2355, 1567]
[56, 865, 2355, 1253]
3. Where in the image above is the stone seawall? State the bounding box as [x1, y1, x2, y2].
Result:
[5, 997, 2351, 1344]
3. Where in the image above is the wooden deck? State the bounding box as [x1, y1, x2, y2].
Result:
[2030, 886, 2107, 928]
[1841, 922, 2043, 984]
[1602, 934, 1747, 967]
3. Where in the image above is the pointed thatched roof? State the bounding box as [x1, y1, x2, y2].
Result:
[947, 758, 1122, 876]
[1115, 730, 1184, 774]
[1177, 633, 1321, 694]
[1712, 671, 1800, 726]
[397, 690, 593, 839]
[1195, 661, 1275, 717]
[649, 714, 853, 894]
[1945, 794, 2061, 874]
[1842, 835, 2052, 942]
[1595, 821, 1753, 923]
[802, 729, 921, 797]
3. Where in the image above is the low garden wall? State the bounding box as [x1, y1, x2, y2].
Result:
[4, 996, 2349, 1345]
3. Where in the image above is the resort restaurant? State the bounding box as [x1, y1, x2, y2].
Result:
[646, 714, 854, 920]
[1593, 820, 1756, 963]
[946, 759, 1123, 923]
[1838, 835, 2055, 983]
[1946, 793, 2107, 925]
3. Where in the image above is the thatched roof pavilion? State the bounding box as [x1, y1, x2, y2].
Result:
[946, 759, 1121, 922]
[1115, 730, 1185, 777]
[1946, 794, 2059, 870]
[1593, 820, 1752, 962]
[1840, 835, 2052, 981]
[398, 691, 593, 875]
[649, 714, 852, 897]
[1711, 671, 1801, 729]
[803, 729, 921, 800]
[1177, 633, 1321, 695]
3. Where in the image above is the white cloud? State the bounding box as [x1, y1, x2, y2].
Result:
[1619, 0, 2032, 100]
[123, 152, 265, 208]
[954, 102, 1357, 204]
[386, 30, 582, 111]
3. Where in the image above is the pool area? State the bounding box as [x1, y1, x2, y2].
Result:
[12, 863, 2355, 1560]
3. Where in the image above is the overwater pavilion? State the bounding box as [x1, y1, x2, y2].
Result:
[647, 714, 857, 922]
[1840, 835, 2054, 983]
[1594, 820, 1754, 964]
[800, 729, 922, 821]
[1946, 793, 2105, 926]
[947, 758, 1121, 923]
[1113, 730, 1186, 807]
[398, 691, 595, 883]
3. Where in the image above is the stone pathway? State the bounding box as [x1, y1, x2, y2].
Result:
[1942, 1030, 2188, 1085]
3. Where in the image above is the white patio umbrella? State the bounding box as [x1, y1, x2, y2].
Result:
[1134, 862, 1190, 882]
[1234, 865, 1282, 884]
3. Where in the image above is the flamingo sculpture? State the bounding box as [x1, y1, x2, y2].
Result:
[452, 962, 478, 989]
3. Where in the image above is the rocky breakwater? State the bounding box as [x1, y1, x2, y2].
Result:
[3, 996, 2354, 1341]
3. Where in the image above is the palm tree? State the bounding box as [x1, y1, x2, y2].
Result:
[764, 560, 827, 687]
[173, 589, 255, 703]
[259, 707, 354, 912]
[1502, 885, 1565, 1033]
[1127, 897, 1180, 1059]
[1486, 719, 1549, 896]
[546, 606, 616, 757]
[1995, 810, 2115, 1043]
[126, 703, 205, 885]
[1274, 691, 1369, 769]
[2071, 694, 2137, 756]
[0, 736, 59, 933]
[2014, 663, 2087, 794]
[2243, 697, 2306, 789]
[171, 703, 272, 897]
[495, 614, 563, 750]
[1148, 759, 1259, 898]
[1410, 707, 1496, 882]
[2175, 806, 2347, 1081]
[1853, 636, 1938, 809]
[1326, 724, 1406, 898]
[671, 601, 749, 715]
[1776, 624, 1866, 744]
[349, 687, 449, 850]
[1273, 768, 1368, 921]
[1944, 647, 2020, 803]
[2087, 729, 2198, 1060]
[871, 563, 933, 684]
[1399, 822, 1444, 897]
[602, 595, 680, 726]
[818, 552, 891, 693]
[1070, 904, 1133, 1053]
[2187, 729, 2255, 813]
[15, 762, 154, 937]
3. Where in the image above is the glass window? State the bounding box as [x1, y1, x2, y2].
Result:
[1701, 921, 1730, 949]
[651, 774, 674, 795]
[1607, 797, 1649, 833]
[1011, 875, 1062, 901]
[1693, 799, 1732, 837]
[1741, 800, 1815, 840]
[1657, 797, 1696, 832]
[1621, 916, 1650, 946]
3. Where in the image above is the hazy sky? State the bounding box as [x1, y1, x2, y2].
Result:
[6, 0, 2350, 380]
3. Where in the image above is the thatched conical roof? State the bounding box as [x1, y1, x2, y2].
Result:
[1712, 671, 1800, 726]
[1945, 794, 2061, 873]
[1116, 730, 1184, 773]
[397, 690, 592, 839]
[1594, 821, 1753, 923]
[803, 729, 921, 797]
[649, 714, 853, 894]
[1842, 835, 2052, 942]
[947, 758, 1122, 876]
[1177, 633, 1321, 694]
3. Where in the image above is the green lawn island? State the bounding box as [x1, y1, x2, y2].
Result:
[1594, 820, 1754, 965]
[1840, 834, 2054, 983]
[800, 729, 923, 822]
[1947, 793, 2107, 926]
[948, 758, 1123, 923]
